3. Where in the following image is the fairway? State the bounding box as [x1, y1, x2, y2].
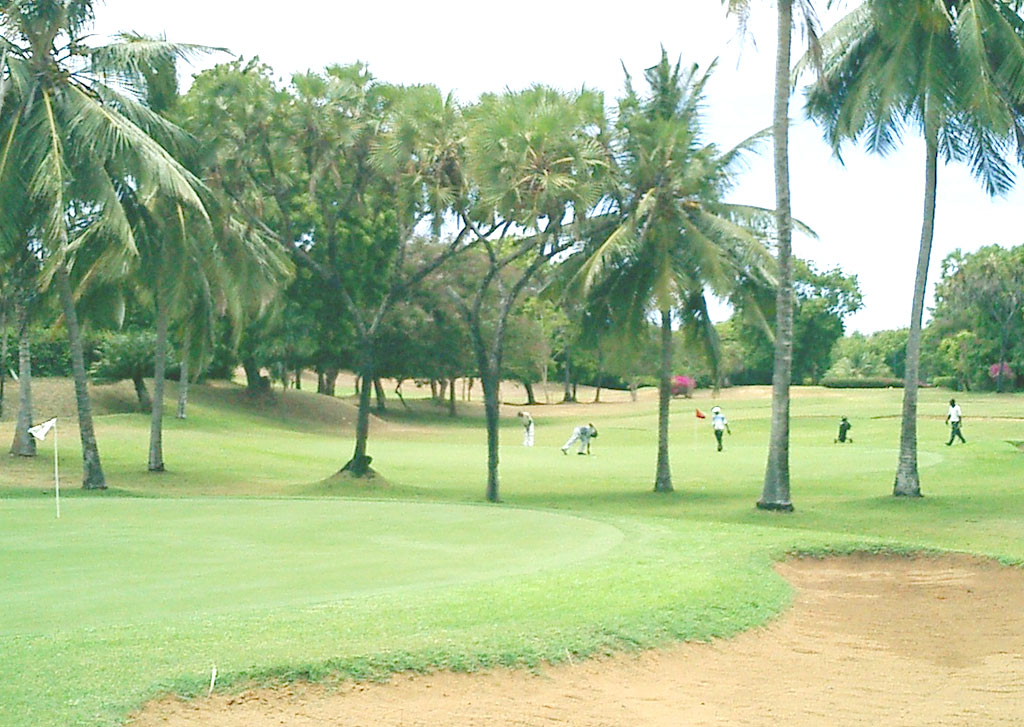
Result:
[2, 383, 1023, 727]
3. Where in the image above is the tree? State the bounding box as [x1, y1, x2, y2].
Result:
[806, 0, 1024, 497]
[183, 65, 471, 477]
[575, 54, 775, 494]
[724, 0, 824, 512]
[453, 84, 608, 502]
[932, 245, 1024, 392]
[0, 2, 211, 488]
[734, 259, 862, 384]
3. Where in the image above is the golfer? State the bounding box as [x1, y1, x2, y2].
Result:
[711, 406, 731, 452]
[946, 398, 966, 445]
[518, 411, 535, 447]
[835, 416, 853, 444]
[561, 423, 598, 455]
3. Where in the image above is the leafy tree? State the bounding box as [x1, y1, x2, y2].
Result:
[826, 332, 895, 379]
[735, 259, 862, 384]
[576, 54, 775, 494]
[805, 0, 1024, 497]
[0, 1, 211, 488]
[932, 244, 1024, 392]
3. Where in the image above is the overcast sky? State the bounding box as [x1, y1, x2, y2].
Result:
[91, 0, 1024, 333]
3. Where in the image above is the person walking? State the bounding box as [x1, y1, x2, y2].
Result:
[518, 411, 535, 447]
[561, 423, 598, 455]
[711, 406, 731, 452]
[946, 398, 966, 445]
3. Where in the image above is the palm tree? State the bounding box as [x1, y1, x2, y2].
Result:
[804, 0, 1024, 496]
[459, 84, 608, 502]
[723, 0, 822, 511]
[575, 53, 778, 494]
[0, 1, 211, 488]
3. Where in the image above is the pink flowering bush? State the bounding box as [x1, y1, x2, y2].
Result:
[671, 375, 696, 398]
[989, 362, 1014, 380]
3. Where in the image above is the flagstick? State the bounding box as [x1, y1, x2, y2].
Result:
[53, 421, 60, 519]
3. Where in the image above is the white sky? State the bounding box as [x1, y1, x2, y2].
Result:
[91, 0, 1024, 333]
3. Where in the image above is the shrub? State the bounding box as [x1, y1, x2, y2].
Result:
[931, 376, 959, 390]
[671, 375, 696, 397]
[29, 328, 102, 377]
[821, 377, 904, 389]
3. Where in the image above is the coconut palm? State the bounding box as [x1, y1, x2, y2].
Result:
[574, 53, 779, 493]
[115, 36, 288, 472]
[723, 0, 824, 512]
[0, 1, 211, 488]
[805, 0, 1024, 496]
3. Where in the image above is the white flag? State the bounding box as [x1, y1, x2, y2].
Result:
[28, 418, 57, 441]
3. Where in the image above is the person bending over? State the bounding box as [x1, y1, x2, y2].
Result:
[561, 423, 598, 455]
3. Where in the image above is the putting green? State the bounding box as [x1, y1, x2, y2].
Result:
[0, 498, 623, 634]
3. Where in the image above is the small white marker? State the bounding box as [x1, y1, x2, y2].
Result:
[208, 665, 217, 696]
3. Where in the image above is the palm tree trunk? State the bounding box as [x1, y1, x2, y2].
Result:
[148, 288, 168, 472]
[482, 365, 502, 503]
[0, 304, 8, 419]
[176, 341, 189, 419]
[341, 347, 374, 476]
[654, 308, 674, 493]
[758, 0, 795, 513]
[56, 267, 106, 489]
[893, 124, 939, 498]
[10, 305, 35, 457]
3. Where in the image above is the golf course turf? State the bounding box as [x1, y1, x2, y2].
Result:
[1, 380, 1022, 727]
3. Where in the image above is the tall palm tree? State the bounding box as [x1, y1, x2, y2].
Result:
[0, 1, 211, 488]
[723, 0, 822, 511]
[804, 0, 1024, 496]
[575, 53, 778, 494]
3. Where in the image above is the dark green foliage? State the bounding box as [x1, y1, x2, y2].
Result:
[24, 328, 101, 377]
[931, 245, 1024, 393]
[726, 259, 862, 385]
[821, 377, 904, 389]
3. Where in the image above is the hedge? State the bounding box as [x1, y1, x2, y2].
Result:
[821, 377, 904, 389]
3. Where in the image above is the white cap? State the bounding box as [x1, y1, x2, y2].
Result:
[711, 406, 721, 414]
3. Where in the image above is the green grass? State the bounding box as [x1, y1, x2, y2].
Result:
[1, 381, 1023, 726]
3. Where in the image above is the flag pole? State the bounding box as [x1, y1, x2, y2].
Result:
[54, 420, 60, 519]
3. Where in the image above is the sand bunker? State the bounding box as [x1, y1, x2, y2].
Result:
[132, 554, 1024, 726]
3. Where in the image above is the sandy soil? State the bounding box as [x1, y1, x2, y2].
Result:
[132, 554, 1024, 727]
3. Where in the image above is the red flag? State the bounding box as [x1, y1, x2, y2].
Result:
[695, 408, 706, 419]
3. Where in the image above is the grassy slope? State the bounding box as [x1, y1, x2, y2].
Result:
[1, 380, 1022, 727]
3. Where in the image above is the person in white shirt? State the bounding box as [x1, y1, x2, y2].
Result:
[561, 423, 598, 455]
[711, 406, 731, 452]
[946, 398, 966, 445]
[518, 411, 535, 447]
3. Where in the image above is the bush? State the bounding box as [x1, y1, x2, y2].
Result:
[931, 376, 959, 390]
[671, 375, 696, 397]
[821, 377, 904, 389]
[29, 328, 102, 377]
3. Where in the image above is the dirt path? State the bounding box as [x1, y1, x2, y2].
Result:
[132, 555, 1024, 726]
